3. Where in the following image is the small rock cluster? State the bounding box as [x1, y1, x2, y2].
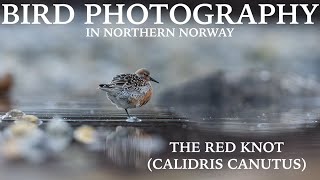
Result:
[0, 109, 165, 168]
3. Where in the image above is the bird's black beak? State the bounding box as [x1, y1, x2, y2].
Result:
[150, 77, 159, 83]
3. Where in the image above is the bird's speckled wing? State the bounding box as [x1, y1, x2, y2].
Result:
[110, 74, 151, 103]
[100, 73, 152, 109]
[110, 73, 145, 91]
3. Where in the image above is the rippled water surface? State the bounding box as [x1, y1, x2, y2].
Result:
[0, 97, 319, 180]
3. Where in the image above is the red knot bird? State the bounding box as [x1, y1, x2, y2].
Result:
[99, 68, 159, 122]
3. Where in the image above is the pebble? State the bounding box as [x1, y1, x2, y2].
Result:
[46, 118, 73, 152]
[20, 115, 42, 125]
[2, 109, 25, 121]
[4, 121, 37, 138]
[46, 117, 72, 138]
[73, 125, 96, 144]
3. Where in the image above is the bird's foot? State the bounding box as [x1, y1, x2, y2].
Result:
[126, 116, 142, 122]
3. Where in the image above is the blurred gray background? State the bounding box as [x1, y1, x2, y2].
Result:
[1, 23, 319, 98]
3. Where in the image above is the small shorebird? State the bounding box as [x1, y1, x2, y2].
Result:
[99, 68, 159, 122]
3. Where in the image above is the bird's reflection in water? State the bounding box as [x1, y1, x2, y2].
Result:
[105, 126, 165, 169]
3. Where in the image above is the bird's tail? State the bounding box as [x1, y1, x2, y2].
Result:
[98, 84, 113, 92]
[99, 84, 110, 88]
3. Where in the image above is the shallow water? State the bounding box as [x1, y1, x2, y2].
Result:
[2, 97, 320, 139]
[0, 97, 320, 180]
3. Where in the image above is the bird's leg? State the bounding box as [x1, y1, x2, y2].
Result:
[125, 109, 141, 122]
[125, 109, 130, 118]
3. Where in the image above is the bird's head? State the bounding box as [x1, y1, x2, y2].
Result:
[135, 68, 159, 83]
